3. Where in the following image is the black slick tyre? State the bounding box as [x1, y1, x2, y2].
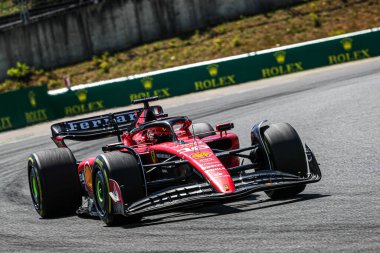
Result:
[92, 152, 145, 226]
[27, 148, 82, 218]
[192, 123, 215, 138]
[262, 123, 308, 199]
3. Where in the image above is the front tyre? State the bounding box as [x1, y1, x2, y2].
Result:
[92, 152, 145, 226]
[262, 123, 308, 199]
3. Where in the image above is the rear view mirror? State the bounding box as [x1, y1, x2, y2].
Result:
[216, 123, 234, 132]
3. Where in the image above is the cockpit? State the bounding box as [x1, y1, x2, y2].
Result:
[124, 117, 192, 146]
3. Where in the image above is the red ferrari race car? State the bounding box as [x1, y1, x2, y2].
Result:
[28, 97, 321, 225]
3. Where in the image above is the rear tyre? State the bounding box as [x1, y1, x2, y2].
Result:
[92, 152, 145, 226]
[27, 148, 82, 218]
[262, 123, 308, 199]
[192, 123, 215, 138]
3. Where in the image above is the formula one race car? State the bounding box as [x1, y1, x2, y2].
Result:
[28, 97, 321, 225]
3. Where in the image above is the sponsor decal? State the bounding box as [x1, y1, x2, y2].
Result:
[194, 64, 236, 91]
[217, 174, 231, 178]
[203, 164, 223, 170]
[150, 150, 157, 163]
[0, 116, 12, 130]
[328, 37, 370, 65]
[177, 143, 196, 148]
[202, 161, 223, 165]
[84, 162, 93, 192]
[191, 152, 211, 159]
[261, 50, 304, 78]
[178, 143, 209, 153]
[156, 153, 172, 159]
[65, 112, 135, 131]
[129, 77, 171, 102]
[204, 167, 224, 172]
[28, 157, 34, 164]
[25, 109, 48, 124]
[198, 157, 214, 162]
[28, 91, 37, 107]
[95, 159, 104, 168]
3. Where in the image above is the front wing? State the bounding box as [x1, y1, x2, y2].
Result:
[124, 145, 321, 216]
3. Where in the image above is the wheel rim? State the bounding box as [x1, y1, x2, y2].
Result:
[95, 170, 108, 217]
[32, 177, 38, 199]
[263, 138, 274, 170]
[97, 179, 104, 204]
[29, 165, 41, 210]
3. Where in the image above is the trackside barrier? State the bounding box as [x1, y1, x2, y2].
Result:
[0, 28, 379, 133]
[0, 85, 55, 132]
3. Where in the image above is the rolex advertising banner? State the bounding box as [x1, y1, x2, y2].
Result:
[0, 85, 54, 132]
[48, 28, 380, 119]
[48, 55, 258, 118]
[254, 29, 379, 80]
[128, 56, 257, 101]
[0, 29, 379, 132]
[120, 28, 380, 100]
[49, 77, 178, 118]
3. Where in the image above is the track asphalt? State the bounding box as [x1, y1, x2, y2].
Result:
[0, 57, 379, 252]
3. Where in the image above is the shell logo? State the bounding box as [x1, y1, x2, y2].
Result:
[191, 152, 211, 159]
[76, 90, 88, 103]
[207, 64, 219, 77]
[341, 38, 353, 51]
[274, 51, 286, 64]
[141, 77, 153, 90]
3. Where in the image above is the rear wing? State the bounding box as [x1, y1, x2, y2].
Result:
[51, 106, 164, 144]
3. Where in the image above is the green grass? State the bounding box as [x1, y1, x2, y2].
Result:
[1, 0, 380, 93]
[0, 1, 21, 17]
[0, 0, 63, 17]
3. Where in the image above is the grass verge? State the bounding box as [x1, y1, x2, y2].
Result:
[1, 0, 380, 93]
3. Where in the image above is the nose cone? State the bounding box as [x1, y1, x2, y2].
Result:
[211, 175, 235, 193]
[181, 148, 236, 193]
[184, 151, 236, 194]
[152, 141, 236, 193]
